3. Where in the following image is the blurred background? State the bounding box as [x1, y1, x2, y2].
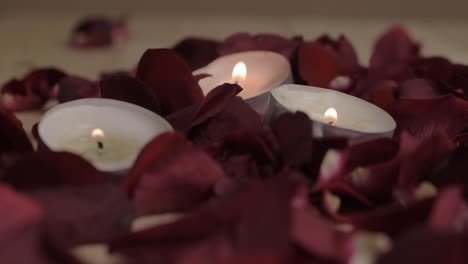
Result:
[2, 0, 468, 83]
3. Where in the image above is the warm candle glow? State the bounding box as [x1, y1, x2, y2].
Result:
[232, 62, 247, 83]
[91, 128, 105, 139]
[324, 108, 338, 125]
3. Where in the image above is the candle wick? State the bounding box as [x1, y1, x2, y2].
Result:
[97, 141, 104, 149]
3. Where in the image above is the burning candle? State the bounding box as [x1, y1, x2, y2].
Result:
[38, 98, 173, 173]
[267, 84, 396, 143]
[193, 51, 292, 117]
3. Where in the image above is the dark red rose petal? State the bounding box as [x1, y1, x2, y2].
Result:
[292, 206, 350, 262]
[397, 133, 453, 189]
[166, 83, 243, 134]
[218, 33, 301, 60]
[316, 34, 361, 74]
[385, 95, 468, 141]
[0, 78, 45, 111]
[429, 144, 468, 188]
[271, 112, 313, 168]
[100, 74, 161, 114]
[346, 198, 433, 235]
[23, 68, 67, 99]
[0, 106, 33, 152]
[411, 57, 454, 86]
[377, 227, 468, 264]
[123, 132, 192, 195]
[136, 49, 204, 116]
[354, 79, 398, 108]
[173, 38, 220, 70]
[123, 132, 223, 215]
[28, 183, 134, 249]
[370, 26, 420, 74]
[70, 16, 127, 48]
[0, 184, 49, 263]
[398, 78, 447, 99]
[56, 76, 99, 103]
[2, 151, 105, 189]
[298, 42, 340, 87]
[430, 187, 468, 232]
[189, 96, 263, 145]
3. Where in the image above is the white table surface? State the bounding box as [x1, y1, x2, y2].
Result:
[2, 12, 468, 263]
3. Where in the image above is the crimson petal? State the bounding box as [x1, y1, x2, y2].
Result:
[271, 112, 313, 168]
[316, 34, 361, 74]
[23, 68, 67, 99]
[2, 152, 105, 189]
[100, 74, 161, 114]
[370, 26, 420, 74]
[173, 38, 220, 70]
[56, 76, 99, 103]
[398, 79, 447, 99]
[385, 95, 468, 141]
[70, 16, 127, 48]
[136, 49, 204, 116]
[298, 42, 340, 87]
[1, 79, 45, 111]
[28, 183, 134, 249]
[430, 187, 468, 232]
[123, 132, 223, 215]
[0, 107, 33, 152]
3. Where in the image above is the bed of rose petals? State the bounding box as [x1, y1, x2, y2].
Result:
[1, 26, 468, 264]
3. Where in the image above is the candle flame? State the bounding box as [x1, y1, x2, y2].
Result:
[232, 62, 247, 83]
[91, 128, 105, 139]
[324, 108, 338, 125]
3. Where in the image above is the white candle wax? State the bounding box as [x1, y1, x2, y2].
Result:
[269, 84, 396, 142]
[38, 98, 173, 173]
[193, 51, 292, 116]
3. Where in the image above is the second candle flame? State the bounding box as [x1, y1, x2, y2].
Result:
[91, 128, 105, 139]
[324, 108, 338, 126]
[232, 62, 247, 83]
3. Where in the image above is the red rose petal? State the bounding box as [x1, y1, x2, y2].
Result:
[429, 144, 468, 188]
[166, 83, 243, 133]
[292, 206, 350, 262]
[298, 42, 340, 87]
[136, 49, 204, 116]
[346, 198, 433, 235]
[0, 107, 33, 153]
[0, 184, 48, 263]
[385, 95, 468, 141]
[189, 96, 263, 146]
[173, 38, 220, 70]
[430, 187, 468, 232]
[354, 79, 398, 108]
[70, 16, 127, 48]
[56, 76, 99, 103]
[2, 151, 105, 189]
[316, 34, 361, 74]
[218, 33, 301, 60]
[100, 74, 161, 114]
[28, 183, 134, 249]
[123, 132, 223, 215]
[271, 112, 313, 168]
[397, 133, 453, 188]
[370, 26, 420, 74]
[1, 79, 45, 111]
[23, 68, 67, 99]
[377, 227, 468, 264]
[398, 79, 447, 99]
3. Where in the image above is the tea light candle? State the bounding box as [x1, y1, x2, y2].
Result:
[268, 84, 396, 143]
[38, 98, 173, 173]
[193, 51, 292, 117]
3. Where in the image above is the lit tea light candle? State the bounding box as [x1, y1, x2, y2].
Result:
[268, 84, 396, 143]
[38, 98, 173, 173]
[323, 107, 338, 126]
[232, 61, 247, 84]
[193, 51, 292, 117]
